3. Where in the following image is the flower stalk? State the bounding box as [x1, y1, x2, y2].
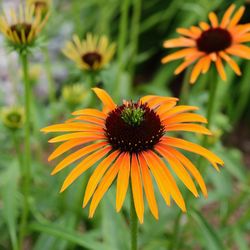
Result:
[19, 52, 31, 247]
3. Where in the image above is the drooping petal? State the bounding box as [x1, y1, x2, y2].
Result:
[60, 145, 112, 192]
[116, 153, 131, 212]
[155, 145, 199, 197]
[164, 146, 208, 197]
[226, 44, 250, 60]
[159, 105, 199, 119]
[190, 57, 207, 84]
[162, 113, 207, 125]
[88, 153, 126, 218]
[142, 151, 186, 212]
[219, 52, 241, 76]
[48, 137, 102, 161]
[51, 141, 108, 175]
[138, 154, 159, 219]
[48, 132, 106, 143]
[161, 137, 223, 169]
[165, 124, 212, 135]
[131, 154, 144, 224]
[83, 151, 120, 207]
[215, 56, 227, 81]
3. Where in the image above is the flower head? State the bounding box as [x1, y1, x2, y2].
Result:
[62, 33, 116, 71]
[162, 4, 250, 83]
[41, 88, 223, 223]
[27, 0, 51, 16]
[1, 106, 24, 131]
[0, 4, 49, 51]
[62, 84, 89, 109]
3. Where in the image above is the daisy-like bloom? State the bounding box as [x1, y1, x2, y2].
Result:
[162, 4, 250, 83]
[41, 88, 223, 223]
[27, 0, 51, 15]
[62, 33, 116, 71]
[0, 4, 49, 47]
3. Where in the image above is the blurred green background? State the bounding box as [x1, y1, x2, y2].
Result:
[0, 0, 250, 249]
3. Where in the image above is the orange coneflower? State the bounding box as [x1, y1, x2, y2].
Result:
[162, 4, 250, 83]
[41, 88, 223, 223]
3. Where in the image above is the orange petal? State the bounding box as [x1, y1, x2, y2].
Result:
[226, 44, 250, 60]
[190, 57, 207, 84]
[48, 132, 106, 143]
[140, 95, 178, 104]
[215, 56, 227, 81]
[51, 141, 107, 175]
[73, 115, 105, 126]
[234, 33, 250, 43]
[201, 56, 211, 74]
[155, 145, 199, 197]
[88, 153, 125, 218]
[165, 146, 208, 197]
[163, 37, 195, 48]
[162, 48, 197, 64]
[72, 109, 107, 119]
[162, 113, 207, 125]
[131, 154, 144, 224]
[60, 146, 112, 192]
[220, 4, 236, 28]
[209, 12, 219, 28]
[48, 137, 100, 161]
[160, 105, 199, 119]
[92, 88, 116, 111]
[165, 124, 212, 135]
[177, 27, 200, 39]
[41, 123, 104, 133]
[219, 52, 241, 76]
[155, 102, 177, 116]
[140, 152, 170, 207]
[228, 6, 245, 29]
[199, 22, 210, 31]
[138, 154, 159, 220]
[143, 151, 186, 212]
[83, 151, 120, 207]
[116, 153, 131, 212]
[161, 137, 224, 168]
[174, 53, 204, 75]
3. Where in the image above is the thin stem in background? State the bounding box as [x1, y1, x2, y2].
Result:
[130, 190, 138, 250]
[129, 0, 142, 81]
[19, 53, 32, 248]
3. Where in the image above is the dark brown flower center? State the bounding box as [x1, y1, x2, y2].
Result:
[105, 102, 165, 153]
[34, 1, 47, 9]
[82, 52, 102, 68]
[196, 28, 232, 53]
[10, 23, 32, 40]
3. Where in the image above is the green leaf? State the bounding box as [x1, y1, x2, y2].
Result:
[1, 161, 20, 250]
[30, 222, 110, 250]
[189, 209, 224, 250]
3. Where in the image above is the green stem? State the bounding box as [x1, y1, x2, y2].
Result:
[179, 67, 192, 104]
[12, 132, 23, 170]
[129, 0, 142, 80]
[43, 47, 56, 104]
[130, 190, 138, 250]
[19, 53, 31, 248]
